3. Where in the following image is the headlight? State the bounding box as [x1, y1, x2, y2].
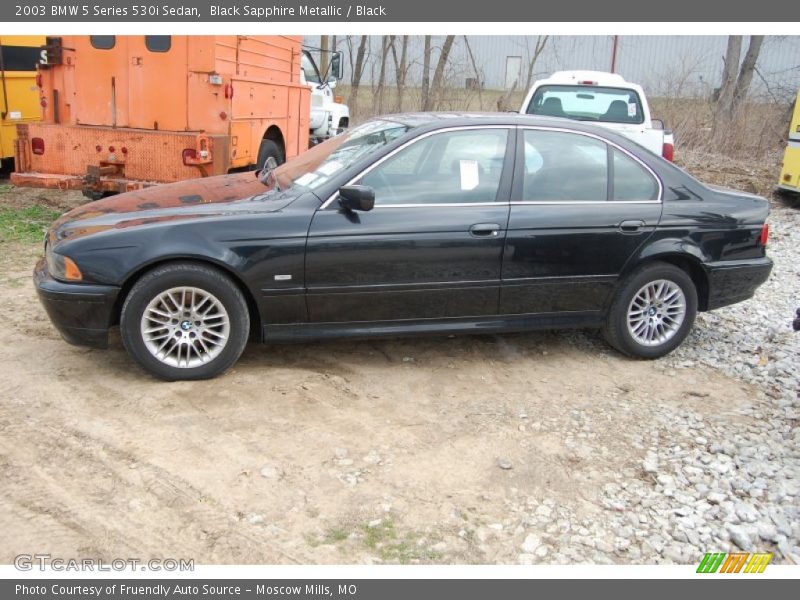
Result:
[45, 242, 83, 282]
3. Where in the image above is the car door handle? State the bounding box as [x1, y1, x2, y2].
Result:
[618, 220, 646, 233]
[469, 223, 501, 237]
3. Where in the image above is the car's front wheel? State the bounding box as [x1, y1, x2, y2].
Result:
[120, 263, 250, 380]
[603, 262, 698, 359]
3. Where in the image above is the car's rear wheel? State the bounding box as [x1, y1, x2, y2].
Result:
[120, 263, 249, 380]
[603, 262, 697, 359]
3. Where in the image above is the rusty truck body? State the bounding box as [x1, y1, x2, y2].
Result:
[12, 35, 311, 197]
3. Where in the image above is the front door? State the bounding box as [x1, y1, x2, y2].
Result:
[305, 126, 515, 323]
[500, 127, 663, 315]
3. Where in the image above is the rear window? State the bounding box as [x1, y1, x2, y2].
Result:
[526, 84, 645, 125]
[0, 45, 41, 71]
[145, 36, 171, 53]
[90, 36, 115, 50]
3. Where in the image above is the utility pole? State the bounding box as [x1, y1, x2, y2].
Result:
[610, 35, 619, 73]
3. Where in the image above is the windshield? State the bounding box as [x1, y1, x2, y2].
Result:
[301, 53, 321, 84]
[526, 85, 645, 125]
[265, 119, 411, 193]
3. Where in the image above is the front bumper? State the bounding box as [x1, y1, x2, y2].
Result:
[704, 257, 773, 310]
[34, 257, 121, 349]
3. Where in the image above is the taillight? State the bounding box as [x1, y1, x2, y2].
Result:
[35, 72, 43, 88]
[31, 137, 45, 155]
[760, 223, 769, 246]
[182, 148, 197, 165]
[224, 83, 234, 99]
[662, 142, 674, 162]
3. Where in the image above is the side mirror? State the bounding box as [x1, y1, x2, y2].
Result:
[329, 52, 343, 81]
[338, 185, 374, 211]
[256, 156, 279, 184]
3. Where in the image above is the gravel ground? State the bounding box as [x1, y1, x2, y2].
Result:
[544, 198, 800, 565]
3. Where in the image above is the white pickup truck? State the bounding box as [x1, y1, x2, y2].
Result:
[301, 49, 350, 145]
[520, 70, 674, 161]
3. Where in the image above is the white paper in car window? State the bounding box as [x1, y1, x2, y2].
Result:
[317, 161, 342, 176]
[459, 159, 479, 191]
[295, 173, 319, 187]
[627, 103, 637, 117]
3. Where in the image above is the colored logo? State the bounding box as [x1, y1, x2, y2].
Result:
[697, 552, 772, 573]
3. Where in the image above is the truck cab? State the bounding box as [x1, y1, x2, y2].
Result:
[300, 49, 349, 144]
[520, 70, 674, 161]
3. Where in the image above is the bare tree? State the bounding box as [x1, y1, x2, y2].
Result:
[714, 35, 764, 128]
[426, 35, 456, 110]
[421, 36, 432, 111]
[389, 35, 409, 112]
[732, 36, 765, 108]
[373, 36, 391, 114]
[522, 36, 549, 91]
[463, 36, 484, 109]
[349, 36, 369, 117]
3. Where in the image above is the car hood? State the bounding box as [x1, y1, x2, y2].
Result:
[49, 172, 301, 244]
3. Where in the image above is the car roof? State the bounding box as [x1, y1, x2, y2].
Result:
[376, 111, 638, 149]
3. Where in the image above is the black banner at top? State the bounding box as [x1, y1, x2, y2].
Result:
[0, 0, 795, 22]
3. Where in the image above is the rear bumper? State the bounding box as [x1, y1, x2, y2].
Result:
[34, 258, 120, 349]
[704, 257, 772, 310]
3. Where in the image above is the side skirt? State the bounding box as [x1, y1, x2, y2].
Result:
[262, 311, 603, 343]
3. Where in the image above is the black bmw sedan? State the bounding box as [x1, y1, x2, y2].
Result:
[35, 113, 772, 380]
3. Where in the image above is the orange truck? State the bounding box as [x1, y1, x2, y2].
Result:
[12, 35, 311, 198]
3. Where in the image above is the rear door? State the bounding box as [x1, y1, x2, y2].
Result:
[305, 126, 515, 323]
[72, 36, 129, 127]
[500, 126, 663, 316]
[127, 36, 187, 130]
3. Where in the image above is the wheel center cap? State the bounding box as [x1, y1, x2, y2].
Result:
[180, 320, 193, 331]
[648, 307, 658, 316]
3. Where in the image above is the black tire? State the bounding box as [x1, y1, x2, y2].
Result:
[602, 262, 698, 359]
[120, 262, 250, 381]
[256, 139, 284, 169]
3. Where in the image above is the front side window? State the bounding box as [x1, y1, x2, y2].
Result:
[90, 36, 115, 50]
[145, 36, 171, 53]
[360, 128, 509, 206]
[526, 85, 644, 125]
[522, 130, 608, 201]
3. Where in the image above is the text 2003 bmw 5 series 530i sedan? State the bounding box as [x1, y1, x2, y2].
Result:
[35, 113, 772, 380]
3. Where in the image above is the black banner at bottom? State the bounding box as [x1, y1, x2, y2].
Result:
[2, 579, 795, 600]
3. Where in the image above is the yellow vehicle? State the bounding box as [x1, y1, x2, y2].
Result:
[778, 90, 800, 196]
[0, 35, 45, 171]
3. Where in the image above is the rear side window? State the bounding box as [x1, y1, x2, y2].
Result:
[522, 130, 608, 201]
[145, 36, 171, 53]
[90, 36, 115, 50]
[612, 148, 659, 200]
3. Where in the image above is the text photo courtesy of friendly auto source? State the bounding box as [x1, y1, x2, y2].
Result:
[0, 30, 798, 572]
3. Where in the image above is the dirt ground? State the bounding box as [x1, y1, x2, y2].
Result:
[0, 186, 777, 565]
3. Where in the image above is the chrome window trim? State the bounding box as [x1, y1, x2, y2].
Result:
[319, 123, 664, 210]
[517, 124, 664, 203]
[320, 125, 513, 210]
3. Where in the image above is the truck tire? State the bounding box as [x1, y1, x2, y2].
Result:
[256, 139, 284, 169]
